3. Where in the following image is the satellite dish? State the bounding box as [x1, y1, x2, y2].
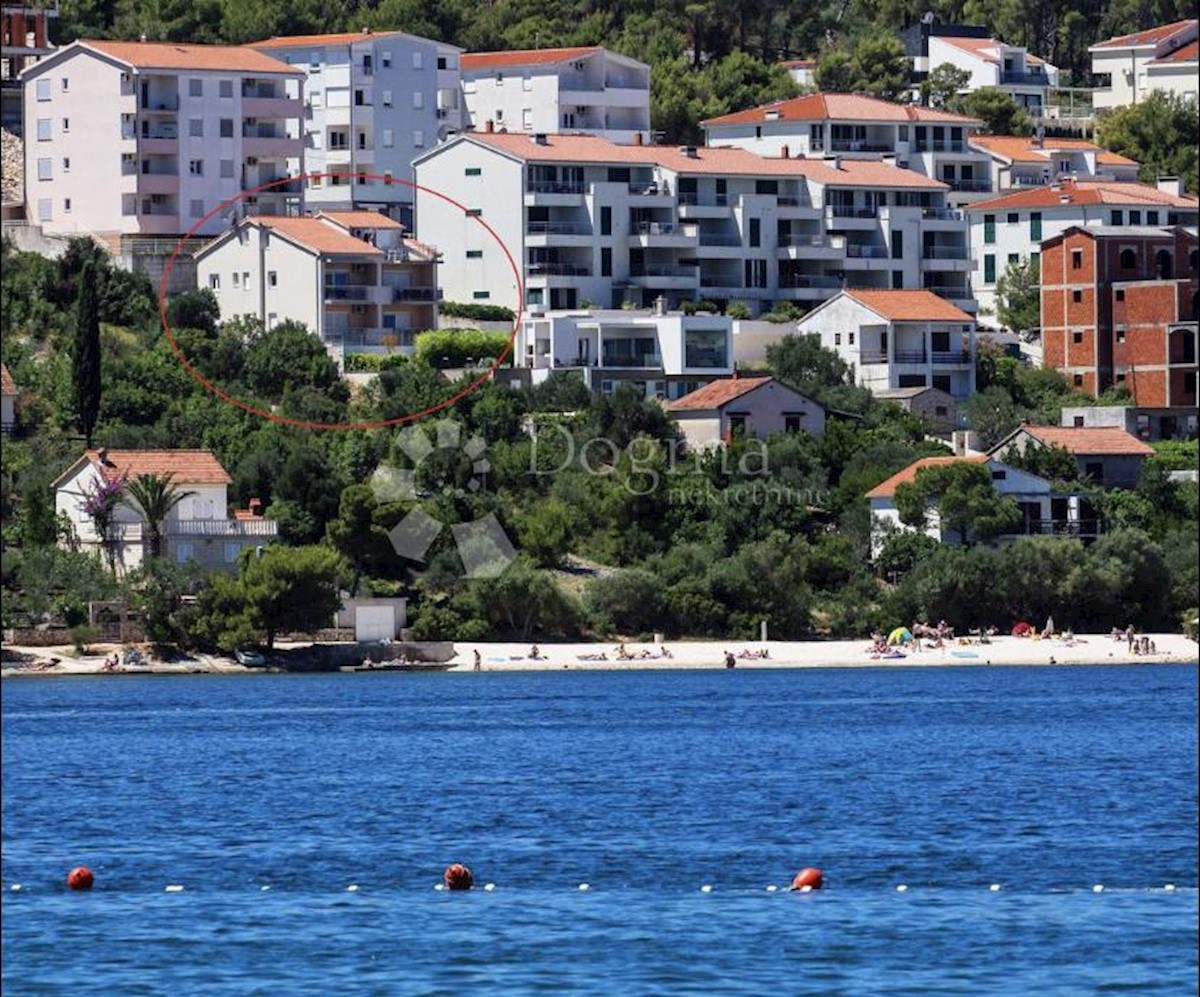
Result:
[921, 11, 935, 23]
[437, 124, 450, 142]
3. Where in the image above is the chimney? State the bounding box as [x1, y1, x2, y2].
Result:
[97, 447, 109, 463]
[780, 145, 789, 159]
[653, 294, 666, 316]
[532, 132, 548, 145]
[682, 145, 698, 158]
[139, 33, 146, 42]
[633, 132, 644, 146]
[832, 155, 842, 171]
[731, 370, 740, 380]
[1157, 176, 1184, 197]
[248, 498, 263, 516]
[485, 119, 494, 133]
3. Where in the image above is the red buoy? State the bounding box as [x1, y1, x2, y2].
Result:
[790, 867, 823, 891]
[67, 867, 94, 891]
[443, 863, 473, 891]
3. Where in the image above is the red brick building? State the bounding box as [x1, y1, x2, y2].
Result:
[1040, 225, 1198, 407]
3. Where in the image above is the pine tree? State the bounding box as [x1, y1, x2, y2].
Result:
[72, 259, 102, 446]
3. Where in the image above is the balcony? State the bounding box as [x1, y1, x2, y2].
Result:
[913, 141, 967, 153]
[845, 244, 889, 259]
[678, 193, 731, 218]
[140, 96, 180, 114]
[923, 283, 972, 299]
[138, 173, 179, 195]
[1019, 518, 1101, 538]
[526, 262, 592, 276]
[324, 285, 371, 302]
[601, 353, 663, 368]
[943, 179, 992, 193]
[525, 180, 585, 206]
[172, 518, 278, 538]
[825, 205, 879, 228]
[922, 245, 971, 259]
[242, 96, 303, 119]
[628, 222, 697, 248]
[1000, 70, 1050, 86]
[243, 134, 300, 159]
[393, 286, 441, 302]
[830, 140, 894, 153]
[628, 266, 698, 288]
[778, 275, 842, 289]
[932, 350, 972, 365]
[527, 220, 594, 247]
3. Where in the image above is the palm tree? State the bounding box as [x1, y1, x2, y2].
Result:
[123, 473, 196, 560]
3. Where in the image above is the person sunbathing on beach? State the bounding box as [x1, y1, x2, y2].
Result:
[578, 652, 608, 661]
[614, 643, 632, 661]
[529, 645, 545, 660]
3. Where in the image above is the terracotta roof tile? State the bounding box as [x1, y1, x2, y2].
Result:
[1017, 425, 1155, 456]
[965, 180, 1199, 212]
[779, 59, 815, 68]
[1091, 19, 1197, 49]
[252, 31, 410, 49]
[866, 455, 988, 498]
[81, 39, 302, 74]
[84, 449, 233, 485]
[256, 216, 382, 256]
[969, 135, 1138, 167]
[935, 36, 1048, 66]
[318, 210, 404, 230]
[702, 92, 979, 127]
[462, 47, 601, 70]
[1149, 39, 1198, 63]
[844, 289, 974, 323]
[668, 376, 774, 411]
[1, 363, 15, 396]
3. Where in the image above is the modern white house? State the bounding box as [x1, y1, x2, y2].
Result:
[518, 305, 732, 399]
[924, 33, 1059, 115]
[968, 135, 1141, 192]
[964, 179, 1200, 323]
[668, 375, 825, 450]
[21, 39, 305, 236]
[701, 92, 994, 203]
[52, 448, 277, 574]
[194, 211, 440, 363]
[249, 30, 464, 227]
[413, 131, 971, 315]
[865, 453, 1100, 555]
[988, 424, 1155, 489]
[460, 46, 650, 144]
[794, 289, 977, 400]
[1, 362, 17, 433]
[1090, 19, 1198, 110]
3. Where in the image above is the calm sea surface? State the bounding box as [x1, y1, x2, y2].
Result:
[3, 664, 1197, 995]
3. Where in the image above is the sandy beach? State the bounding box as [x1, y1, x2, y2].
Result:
[2, 632, 1196, 677]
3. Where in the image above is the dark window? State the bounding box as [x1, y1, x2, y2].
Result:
[1073, 331, 1083, 343]
[1007, 212, 1019, 224]
[1073, 290, 1082, 303]
[749, 218, 760, 247]
[892, 270, 904, 289]
[755, 180, 778, 195]
[1119, 248, 1136, 269]
[784, 414, 803, 432]
[992, 470, 1007, 481]
[728, 415, 746, 437]
[1110, 210, 1123, 225]
[600, 206, 611, 236]
[466, 250, 482, 259]
[607, 167, 630, 183]
[984, 254, 996, 283]
[466, 208, 482, 216]
[892, 230, 903, 259]
[1155, 250, 1172, 278]
[1071, 249, 1083, 270]
[219, 118, 233, 138]
[1115, 288, 1125, 301]
[1129, 210, 1141, 224]
[983, 215, 995, 244]
[1073, 374, 1083, 386]
[601, 247, 612, 277]
[1030, 212, 1042, 241]
[465, 167, 482, 176]
[1073, 416, 1085, 427]
[1116, 328, 1126, 342]
[1085, 461, 1103, 480]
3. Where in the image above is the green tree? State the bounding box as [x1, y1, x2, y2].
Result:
[920, 63, 971, 109]
[813, 48, 856, 92]
[964, 385, 1023, 449]
[895, 461, 1021, 545]
[325, 483, 389, 595]
[72, 260, 102, 445]
[517, 497, 577, 569]
[1095, 90, 1199, 194]
[816, 34, 911, 101]
[241, 320, 344, 401]
[1003, 442, 1079, 484]
[766, 333, 852, 403]
[961, 88, 1033, 136]
[994, 258, 1041, 336]
[122, 472, 197, 559]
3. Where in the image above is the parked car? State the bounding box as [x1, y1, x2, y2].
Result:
[234, 647, 267, 667]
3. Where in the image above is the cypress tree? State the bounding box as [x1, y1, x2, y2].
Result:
[73, 259, 102, 446]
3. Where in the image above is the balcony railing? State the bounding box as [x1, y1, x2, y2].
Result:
[140, 96, 180, 112]
[1021, 518, 1101, 537]
[631, 266, 697, 277]
[527, 180, 585, 194]
[172, 519, 278, 538]
[913, 141, 966, 153]
[830, 140, 894, 153]
[678, 192, 729, 206]
[242, 84, 282, 98]
[932, 350, 972, 364]
[943, 179, 992, 192]
[922, 246, 970, 259]
[776, 196, 815, 208]
[1000, 70, 1049, 86]
[324, 285, 370, 301]
[528, 221, 592, 235]
[527, 263, 591, 276]
[632, 221, 690, 235]
[698, 234, 742, 247]
[922, 207, 964, 220]
[828, 206, 877, 218]
[779, 275, 843, 288]
[923, 284, 972, 297]
[779, 234, 842, 248]
[699, 275, 741, 288]
[892, 350, 928, 364]
[601, 353, 663, 368]
[628, 181, 668, 195]
[393, 287, 440, 302]
[845, 244, 889, 258]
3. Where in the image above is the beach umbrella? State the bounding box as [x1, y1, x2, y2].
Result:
[1012, 621, 1031, 636]
[888, 627, 913, 645]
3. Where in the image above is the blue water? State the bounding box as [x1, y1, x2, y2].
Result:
[3, 664, 1197, 995]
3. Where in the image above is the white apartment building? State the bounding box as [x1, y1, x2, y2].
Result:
[795, 289, 977, 400]
[413, 131, 972, 317]
[964, 180, 1200, 324]
[460, 46, 650, 144]
[195, 211, 439, 363]
[250, 30, 463, 227]
[968, 135, 1140, 193]
[21, 39, 304, 236]
[519, 306, 732, 399]
[701, 92, 994, 203]
[1090, 19, 1198, 110]
[925, 34, 1059, 115]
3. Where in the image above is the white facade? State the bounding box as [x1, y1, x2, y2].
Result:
[927, 35, 1059, 115]
[1090, 19, 1198, 110]
[519, 308, 732, 399]
[414, 132, 972, 318]
[779, 60, 815, 89]
[461, 47, 650, 144]
[795, 290, 977, 400]
[21, 40, 304, 236]
[968, 135, 1141, 193]
[195, 212, 439, 362]
[965, 181, 1200, 324]
[250, 31, 463, 225]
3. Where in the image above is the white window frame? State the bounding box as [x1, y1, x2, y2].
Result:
[36, 78, 50, 101]
[37, 158, 52, 180]
[412, 50, 423, 70]
[412, 90, 424, 109]
[36, 118, 51, 140]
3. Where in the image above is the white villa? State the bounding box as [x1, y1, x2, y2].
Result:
[195, 211, 440, 363]
[52, 449, 277, 573]
[460, 46, 650, 144]
[924, 33, 1058, 116]
[967, 135, 1140, 193]
[668, 375, 825, 450]
[794, 289, 977, 400]
[1090, 19, 1198, 110]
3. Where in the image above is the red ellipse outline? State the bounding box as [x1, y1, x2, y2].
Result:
[158, 173, 524, 431]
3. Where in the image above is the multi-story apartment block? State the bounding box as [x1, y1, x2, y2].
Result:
[21, 39, 304, 236]
[794, 289, 977, 400]
[517, 305, 732, 399]
[701, 92, 993, 204]
[195, 211, 439, 364]
[968, 135, 1140, 193]
[965, 179, 1199, 323]
[250, 30, 463, 227]
[1090, 19, 1198, 110]
[413, 131, 972, 316]
[460, 46, 650, 143]
[1, 0, 57, 132]
[1040, 225, 1198, 408]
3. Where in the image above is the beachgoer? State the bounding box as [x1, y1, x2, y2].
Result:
[1126, 625, 1135, 651]
[530, 644, 541, 660]
[473, 650, 481, 671]
[1139, 636, 1150, 655]
[724, 651, 736, 669]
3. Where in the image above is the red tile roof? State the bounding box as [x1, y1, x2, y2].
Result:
[866, 455, 988, 498]
[935, 36, 1047, 66]
[256, 216, 382, 256]
[1017, 425, 1155, 456]
[81, 39, 301, 74]
[1149, 39, 1198, 63]
[252, 31, 410, 49]
[462, 46, 601, 70]
[844, 289, 974, 323]
[965, 180, 1199, 212]
[84, 449, 233, 485]
[318, 210, 404, 230]
[969, 135, 1137, 167]
[1, 363, 15, 396]
[780, 59, 815, 68]
[702, 92, 979, 127]
[668, 376, 774, 411]
[1091, 19, 1197, 49]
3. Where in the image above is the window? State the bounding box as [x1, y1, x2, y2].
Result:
[220, 159, 234, 178]
[1030, 212, 1042, 241]
[465, 166, 481, 176]
[1072, 290, 1082, 303]
[36, 78, 50, 101]
[784, 415, 804, 433]
[992, 470, 1007, 481]
[834, 332, 842, 346]
[63, 197, 71, 212]
[61, 117, 69, 133]
[220, 119, 233, 138]
[190, 199, 204, 218]
[268, 271, 277, 288]
[383, 129, 394, 148]
[1071, 249, 1083, 270]
[382, 52, 392, 69]
[848, 331, 855, 345]
[412, 50, 424, 70]
[749, 218, 761, 248]
[1115, 289, 1125, 301]
[1030, 251, 1040, 271]
[1008, 253, 1019, 266]
[383, 171, 393, 185]
[62, 157, 69, 172]
[175, 542, 196, 564]
[1072, 331, 1083, 343]
[189, 119, 203, 137]
[892, 270, 904, 289]
[466, 250, 483, 259]
[60, 77, 68, 92]
[188, 159, 204, 176]
[522, 108, 533, 130]
[36, 118, 51, 140]
[413, 130, 424, 147]
[219, 79, 233, 98]
[189, 78, 202, 97]
[600, 206, 611, 236]
[1007, 212, 1018, 224]
[1129, 210, 1141, 225]
[1119, 248, 1136, 269]
[37, 158, 51, 180]
[242, 271, 249, 288]
[1110, 210, 1123, 225]
[984, 254, 996, 284]
[208, 274, 220, 290]
[412, 91, 424, 109]
[37, 198, 51, 220]
[601, 247, 612, 277]
[232, 272, 241, 289]
[355, 89, 366, 106]
[983, 214, 995, 244]
[382, 90, 392, 107]
[1084, 461, 1103, 480]
[1073, 374, 1083, 387]
[466, 208, 482, 216]
[1116, 328, 1126, 342]
[892, 230, 903, 259]
[224, 542, 241, 564]
[1147, 211, 1159, 225]
[473, 290, 490, 299]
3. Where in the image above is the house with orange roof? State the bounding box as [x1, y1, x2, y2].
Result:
[1, 362, 17, 433]
[794, 289, 977, 400]
[460, 47, 650, 144]
[20, 39, 305, 237]
[668, 374, 825, 449]
[52, 448, 277, 573]
[778, 59, 815, 89]
[412, 130, 972, 315]
[865, 452, 1101, 555]
[247, 30, 464, 227]
[1089, 19, 1198, 109]
[194, 210, 439, 364]
[967, 135, 1141, 193]
[965, 180, 1199, 325]
[988, 424, 1156, 489]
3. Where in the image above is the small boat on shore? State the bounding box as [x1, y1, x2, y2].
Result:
[339, 660, 456, 673]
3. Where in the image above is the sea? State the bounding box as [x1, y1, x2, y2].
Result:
[2, 663, 1197, 995]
